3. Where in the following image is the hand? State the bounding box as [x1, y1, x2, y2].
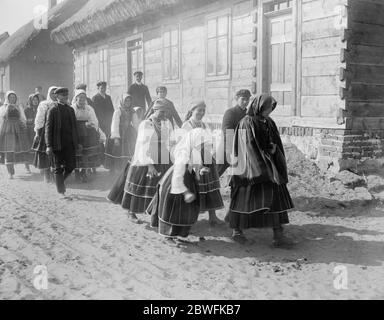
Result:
[184, 191, 196, 204]
[46, 147, 53, 157]
[85, 122, 92, 128]
[114, 139, 121, 147]
[199, 167, 210, 176]
[147, 165, 159, 179]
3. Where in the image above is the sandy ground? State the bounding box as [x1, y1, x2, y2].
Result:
[1, 145, 384, 300]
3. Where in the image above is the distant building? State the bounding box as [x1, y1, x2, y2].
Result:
[0, 0, 88, 105]
[52, 0, 384, 172]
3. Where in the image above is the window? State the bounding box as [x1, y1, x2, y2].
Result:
[206, 13, 230, 77]
[99, 48, 108, 82]
[163, 26, 180, 81]
[0, 67, 5, 94]
[127, 38, 143, 85]
[79, 51, 87, 83]
[266, 0, 293, 13]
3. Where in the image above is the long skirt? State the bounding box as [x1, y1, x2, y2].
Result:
[148, 167, 200, 238]
[107, 160, 131, 205]
[121, 163, 171, 214]
[25, 124, 35, 164]
[0, 119, 29, 164]
[229, 181, 294, 230]
[198, 162, 224, 213]
[75, 122, 104, 170]
[32, 128, 51, 170]
[104, 126, 137, 172]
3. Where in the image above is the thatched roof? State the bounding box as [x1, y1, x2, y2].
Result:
[51, 0, 212, 45]
[0, 32, 9, 46]
[0, 0, 88, 64]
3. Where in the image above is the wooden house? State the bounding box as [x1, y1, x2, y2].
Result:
[51, 0, 384, 172]
[0, 0, 88, 105]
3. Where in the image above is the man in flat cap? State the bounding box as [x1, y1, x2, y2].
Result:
[128, 71, 152, 120]
[92, 81, 114, 136]
[45, 87, 80, 199]
[217, 89, 252, 177]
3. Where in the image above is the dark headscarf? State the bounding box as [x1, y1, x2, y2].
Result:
[231, 94, 288, 186]
[248, 94, 277, 119]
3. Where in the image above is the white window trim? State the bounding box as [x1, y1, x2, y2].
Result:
[205, 8, 232, 82]
[125, 33, 144, 88]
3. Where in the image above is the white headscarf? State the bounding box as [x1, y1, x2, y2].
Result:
[72, 89, 88, 109]
[0, 91, 26, 125]
[46, 86, 58, 103]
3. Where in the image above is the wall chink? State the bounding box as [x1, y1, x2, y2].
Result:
[49, 0, 384, 172]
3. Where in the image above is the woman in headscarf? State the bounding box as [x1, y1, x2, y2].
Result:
[32, 86, 57, 183]
[228, 94, 295, 248]
[24, 93, 40, 172]
[120, 99, 174, 222]
[72, 89, 103, 183]
[0, 91, 29, 179]
[181, 100, 224, 227]
[144, 86, 183, 128]
[148, 128, 213, 245]
[105, 94, 137, 173]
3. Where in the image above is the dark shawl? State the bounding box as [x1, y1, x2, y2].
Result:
[230, 94, 288, 186]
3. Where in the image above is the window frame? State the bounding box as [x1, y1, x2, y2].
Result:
[205, 9, 232, 82]
[162, 24, 181, 83]
[99, 46, 109, 83]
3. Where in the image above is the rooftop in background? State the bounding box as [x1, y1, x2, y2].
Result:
[0, 0, 89, 64]
[0, 32, 10, 46]
[51, 0, 214, 45]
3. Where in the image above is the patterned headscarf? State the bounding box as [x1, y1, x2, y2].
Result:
[185, 100, 206, 121]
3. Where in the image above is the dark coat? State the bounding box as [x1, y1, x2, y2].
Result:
[128, 83, 152, 111]
[91, 93, 114, 136]
[45, 103, 79, 151]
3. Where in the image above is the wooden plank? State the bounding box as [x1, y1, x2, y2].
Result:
[345, 116, 384, 130]
[349, 64, 384, 84]
[348, 22, 384, 47]
[301, 95, 343, 117]
[302, 0, 344, 22]
[349, 0, 384, 26]
[302, 36, 341, 58]
[346, 44, 384, 65]
[350, 84, 384, 100]
[302, 76, 338, 95]
[302, 16, 341, 41]
[348, 101, 384, 117]
[302, 55, 339, 76]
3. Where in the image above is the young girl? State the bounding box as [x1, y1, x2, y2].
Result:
[0, 91, 29, 179]
[120, 100, 174, 222]
[72, 89, 103, 182]
[148, 128, 212, 244]
[105, 94, 137, 173]
[228, 94, 295, 248]
[32, 86, 57, 183]
[24, 93, 40, 172]
[182, 101, 224, 226]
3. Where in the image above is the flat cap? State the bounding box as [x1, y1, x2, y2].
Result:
[134, 71, 143, 76]
[54, 87, 69, 95]
[235, 89, 251, 99]
[97, 81, 107, 87]
[75, 83, 87, 90]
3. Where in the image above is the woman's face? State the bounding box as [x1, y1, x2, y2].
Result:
[32, 96, 39, 106]
[192, 106, 206, 121]
[76, 94, 87, 107]
[124, 97, 132, 109]
[261, 104, 274, 118]
[50, 91, 57, 101]
[8, 94, 17, 104]
[157, 90, 167, 99]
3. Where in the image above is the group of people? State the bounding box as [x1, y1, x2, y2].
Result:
[0, 70, 295, 248]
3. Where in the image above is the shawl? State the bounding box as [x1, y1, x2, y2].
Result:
[230, 94, 288, 186]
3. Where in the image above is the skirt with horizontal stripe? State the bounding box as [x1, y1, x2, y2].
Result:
[148, 166, 200, 238]
[198, 162, 224, 212]
[122, 163, 171, 214]
[229, 182, 293, 229]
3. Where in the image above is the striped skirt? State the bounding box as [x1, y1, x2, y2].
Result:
[198, 162, 224, 213]
[229, 181, 294, 230]
[147, 166, 200, 238]
[121, 163, 171, 214]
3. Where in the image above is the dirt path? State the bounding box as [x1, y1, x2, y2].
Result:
[1, 162, 384, 300]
